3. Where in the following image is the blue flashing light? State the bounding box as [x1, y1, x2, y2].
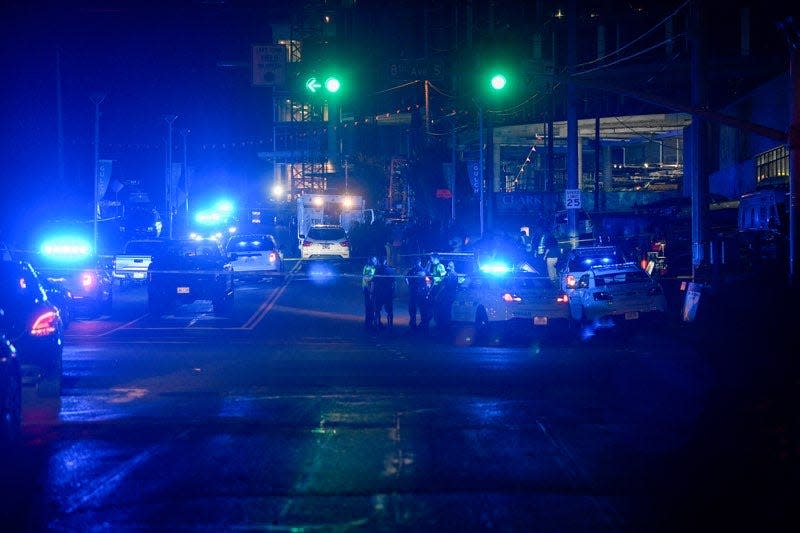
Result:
[195, 211, 222, 225]
[215, 200, 234, 214]
[40, 237, 93, 260]
[582, 256, 612, 266]
[479, 262, 511, 275]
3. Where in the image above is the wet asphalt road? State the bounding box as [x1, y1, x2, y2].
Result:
[1, 260, 796, 532]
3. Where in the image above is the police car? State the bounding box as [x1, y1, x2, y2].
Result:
[565, 261, 668, 328]
[32, 237, 114, 318]
[450, 258, 572, 344]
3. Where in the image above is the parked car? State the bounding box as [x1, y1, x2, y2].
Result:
[225, 233, 283, 280]
[0, 260, 64, 398]
[113, 238, 167, 287]
[566, 261, 668, 329]
[31, 238, 113, 318]
[450, 259, 572, 344]
[0, 328, 22, 443]
[147, 238, 235, 317]
[300, 224, 350, 260]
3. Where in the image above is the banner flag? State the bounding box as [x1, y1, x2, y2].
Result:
[96, 159, 113, 199]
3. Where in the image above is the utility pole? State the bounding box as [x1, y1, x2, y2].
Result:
[90, 93, 106, 253]
[781, 17, 800, 287]
[180, 128, 190, 219]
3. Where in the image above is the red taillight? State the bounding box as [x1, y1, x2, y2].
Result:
[341, 240, 350, 248]
[565, 274, 576, 288]
[31, 310, 58, 336]
[269, 251, 277, 262]
[556, 293, 569, 303]
[302, 240, 312, 247]
[82, 271, 96, 288]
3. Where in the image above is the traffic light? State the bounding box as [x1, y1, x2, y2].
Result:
[305, 74, 343, 95]
[324, 76, 341, 93]
[490, 73, 507, 91]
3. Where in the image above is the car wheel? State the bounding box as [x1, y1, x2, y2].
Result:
[0, 360, 22, 443]
[101, 290, 113, 315]
[37, 351, 62, 399]
[474, 306, 490, 343]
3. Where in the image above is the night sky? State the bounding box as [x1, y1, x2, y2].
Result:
[1, 1, 282, 234]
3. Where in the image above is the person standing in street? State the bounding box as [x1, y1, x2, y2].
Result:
[543, 231, 561, 283]
[373, 256, 396, 331]
[362, 256, 378, 330]
[434, 260, 460, 334]
[404, 256, 427, 331]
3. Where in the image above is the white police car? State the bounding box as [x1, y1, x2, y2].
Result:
[566, 261, 667, 328]
[450, 259, 572, 344]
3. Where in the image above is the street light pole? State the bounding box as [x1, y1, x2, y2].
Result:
[90, 93, 106, 253]
[164, 115, 178, 238]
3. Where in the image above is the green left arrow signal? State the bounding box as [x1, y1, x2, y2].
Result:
[305, 77, 322, 93]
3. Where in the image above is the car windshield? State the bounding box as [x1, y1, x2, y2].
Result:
[567, 247, 625, 271]
[307, 227, 346, 240]
[160, 240, 222, 259]
[226, 236, 276, 253]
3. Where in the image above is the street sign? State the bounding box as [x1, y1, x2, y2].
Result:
[387, 60, 444, 81]
[565, 188, 582, 209]
[252, 44, 286, 87]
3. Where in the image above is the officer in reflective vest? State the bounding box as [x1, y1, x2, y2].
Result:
[362, 256, 378, 330]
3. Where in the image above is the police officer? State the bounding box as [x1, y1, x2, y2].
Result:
[405, 256, 428, 330]
[362, 256, 378, 330]
[425, 253, 447, 330]
[373, 256, 396, 331]
[434, 260, 460, 333]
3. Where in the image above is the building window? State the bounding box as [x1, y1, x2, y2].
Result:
[755, 145, 789, 184]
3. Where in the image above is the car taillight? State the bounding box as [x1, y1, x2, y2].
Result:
[31, 310, 58, 336]
[82, 271, 96, 288]
[593, 291, 613, 301]
[341, 240, 350, 248]
[556, 293, 569, 303]
[565, 274, 576, 288]
[502, 293, 522, 302]
[302, 240, 312, 247]
[269, 251, 277, 262]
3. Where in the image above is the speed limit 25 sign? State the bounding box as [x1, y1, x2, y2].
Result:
[564, 189, 582, 209]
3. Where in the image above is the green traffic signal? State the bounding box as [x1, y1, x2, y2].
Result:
[490, 73, 507, 91]
[324, 76, 341, 93]
[305, 75, 342, 94]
